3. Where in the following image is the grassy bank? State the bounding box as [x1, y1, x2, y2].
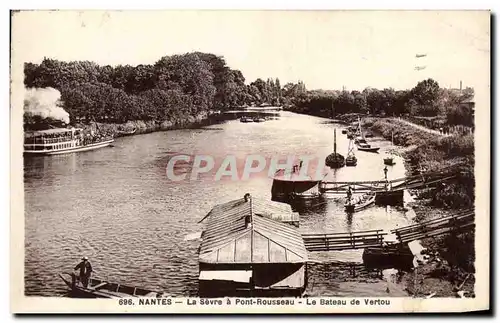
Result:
[364, 117, 475, 297]
[366, 118, 474, 209]
[71, 111, 216, 138]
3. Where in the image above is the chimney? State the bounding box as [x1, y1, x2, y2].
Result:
[460, 81, 462, 91]
[244, 193, 253, 228]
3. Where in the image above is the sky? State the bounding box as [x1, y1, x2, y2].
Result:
[11, 10, 490, 91]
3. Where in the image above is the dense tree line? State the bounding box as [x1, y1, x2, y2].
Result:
[24, 54, 285, 124]
[288, 78, 474, 126]
[24, 55, 474, 127]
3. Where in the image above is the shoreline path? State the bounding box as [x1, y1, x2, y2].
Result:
[393, 117, 451, 137]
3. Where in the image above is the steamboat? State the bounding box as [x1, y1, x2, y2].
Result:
[24, 127, 114, 155]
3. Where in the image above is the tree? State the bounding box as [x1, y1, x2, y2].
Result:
[411, 78, 440, 106]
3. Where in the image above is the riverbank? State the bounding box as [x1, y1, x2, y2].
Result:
[75, 112, 217, 138]
[360, 117, 475, 298]
[368, 118, 474, 206]
[399, 204, 475, 298]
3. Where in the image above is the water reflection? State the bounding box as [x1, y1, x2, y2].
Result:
[24, 111, 412, 297]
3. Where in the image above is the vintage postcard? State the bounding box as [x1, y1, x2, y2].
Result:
[10, 10, 490, 313]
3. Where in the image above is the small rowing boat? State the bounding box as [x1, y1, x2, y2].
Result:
[357, 142, 380, 153]
[59, 272, 166, 299]
[354, 117, 380, 153]
[345, 192, 376, 213]
[384, 156, 396, 165]
[117, 127, 137, 136]
[384, 131, 396, 165]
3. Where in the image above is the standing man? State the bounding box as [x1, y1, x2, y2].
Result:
[74, 256, 93, 288]
[383, 165, 388, 180]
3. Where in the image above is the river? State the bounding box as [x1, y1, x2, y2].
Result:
[24, 111, 412, 297]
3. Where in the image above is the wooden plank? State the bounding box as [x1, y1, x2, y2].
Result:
[304, 238, 383, 247]
[397, 222, 475, 241]
[302, 229, 384, 237]
[306, 243, 385, 252]
[304, 237, 384, 245]
[392, 211, 474, 231]
[391, 212, 474, 234]
[398, 223, 475, 243]
[302, 231, 385, 238]
[398, 222, 475, 242]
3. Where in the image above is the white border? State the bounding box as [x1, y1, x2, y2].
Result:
[5, 1, 497, 320]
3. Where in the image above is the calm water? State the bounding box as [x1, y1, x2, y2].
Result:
[24, 111, 412, 297]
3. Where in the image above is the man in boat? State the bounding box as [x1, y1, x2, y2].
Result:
[346, 186, 353, 203]
[74, 256, 93, 288]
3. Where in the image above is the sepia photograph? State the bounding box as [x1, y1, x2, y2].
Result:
[10, 9, 490, 313]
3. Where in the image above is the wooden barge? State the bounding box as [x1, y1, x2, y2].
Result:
[198, 194, 307, 297]
[271, 164, 322, 203]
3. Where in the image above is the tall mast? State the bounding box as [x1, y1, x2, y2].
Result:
[334, 128, 337, 154]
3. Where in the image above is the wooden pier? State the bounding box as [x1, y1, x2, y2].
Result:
[319, 167, 460, 194]
[391, 209, 475, 244]
[302, 209, 474, 252]
[302, 229, 386, 252]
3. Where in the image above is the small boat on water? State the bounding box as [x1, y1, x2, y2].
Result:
[364, 132, 374, 138]
[354, 117, 380, 153]
[383, 132, 396, 165]
[253, 117, 266, 123]
[325, 129, 345, 168]
[59, 272, 166, 299]
[345, 137, 357, 167]
[24, 127, 114, 155]
[345, 192, 376, 213]
[384, 156, 396, 166]
[117, 127, 137, 136]
[240, 116, 254, 123]
[271, 162, 322, 202]
[363, 244, 414, 270]
[345, 155, 357, 166]
[357, 143, 380, 153]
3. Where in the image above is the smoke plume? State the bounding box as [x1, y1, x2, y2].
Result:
[24, 87, 70, 124]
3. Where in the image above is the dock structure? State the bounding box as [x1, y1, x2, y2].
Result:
[319, 167, 460, 195]
[198, 194, 308, 297]
[302, 229, 387, 252]
[391, 209, 475, 244]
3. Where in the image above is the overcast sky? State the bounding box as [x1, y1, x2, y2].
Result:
[12, 10, 490, 91]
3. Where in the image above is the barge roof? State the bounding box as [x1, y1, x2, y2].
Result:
[199, 195, 307, 264]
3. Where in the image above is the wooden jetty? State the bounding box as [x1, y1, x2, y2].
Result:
[302, 229, 387, 252]
[198, 194, 307, 297]
[391, 209, 475, 244]
[319, 167, 460, 194]
[319, 166, 461, 205]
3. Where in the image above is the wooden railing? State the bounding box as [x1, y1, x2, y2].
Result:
[319, 167, 462, 194]
[391, 209, 475, 243]
[302, 229, 386, 252]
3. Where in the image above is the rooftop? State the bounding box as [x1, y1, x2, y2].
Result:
[199, 194, 307, 265]
[25, 128, 82, 135]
